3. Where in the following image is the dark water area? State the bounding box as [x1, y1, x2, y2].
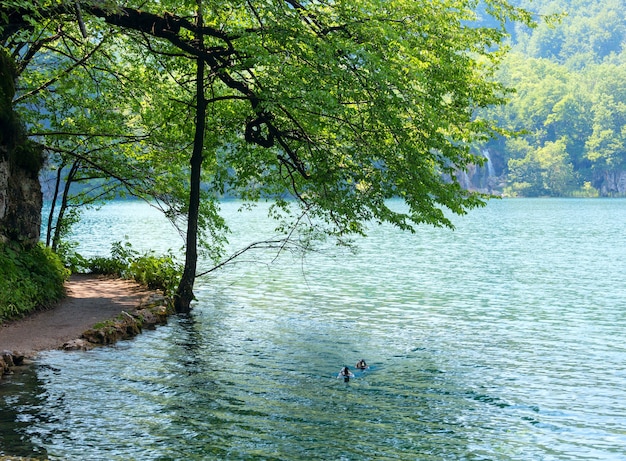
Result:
[2, 199, 626, 460]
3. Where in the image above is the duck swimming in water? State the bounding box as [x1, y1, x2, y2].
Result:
[355, 359, 368, 370]
[338, 366, 355, 382]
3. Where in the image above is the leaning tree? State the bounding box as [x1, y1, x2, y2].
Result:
[1, 0, 534, 312]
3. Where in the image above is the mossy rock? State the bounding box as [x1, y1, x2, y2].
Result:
[10, 140, 44, 176]
[0, 48, 19, 155]
[81, 311, 144, 345]
[64, 298, 174, 351]
[0, 351, 25, 378]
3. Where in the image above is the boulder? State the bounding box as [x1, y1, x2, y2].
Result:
[61, 339, 95, 351]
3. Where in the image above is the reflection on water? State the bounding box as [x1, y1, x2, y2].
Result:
[2, 199, 626, 460]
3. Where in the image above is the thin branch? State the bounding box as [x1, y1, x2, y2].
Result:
[43, 144, 152, 195]
[205, 94, 251, 104]
[196, 239, 293, 277]
[14, 39, 106, 104]
[29, 131, 150, 139]
[15, 28, 64, 75]
[246, 0, 264, 29]
[75, 2, 88, 39]
[270, 206, 311, 263]
[196, 205, 313, 276]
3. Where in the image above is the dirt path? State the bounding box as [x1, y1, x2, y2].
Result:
[0, 274, 155, 357]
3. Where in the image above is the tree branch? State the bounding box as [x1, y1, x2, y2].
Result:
[29, 131, 150, 139]
[14, 38, 106, 104]
[15, 28, 64, 75]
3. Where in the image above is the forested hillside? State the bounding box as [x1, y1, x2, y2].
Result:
[475, 0, 626, 196]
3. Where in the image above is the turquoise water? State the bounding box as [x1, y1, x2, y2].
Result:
[2, 199, 626, 460]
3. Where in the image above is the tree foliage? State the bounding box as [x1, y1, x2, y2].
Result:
[2, 0, 536, 307]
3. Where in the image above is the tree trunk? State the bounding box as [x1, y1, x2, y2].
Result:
[46, 161, 64, 247]
[51, 160, 80, 251]
[174, 1, 206, 313]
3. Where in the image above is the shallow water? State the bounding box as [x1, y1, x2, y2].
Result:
[2, 199, 626, 460]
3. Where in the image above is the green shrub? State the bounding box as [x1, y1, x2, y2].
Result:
[56, 239, 89, 273]
[87, 256, 128, 276]
[84, 242, 181, 298]
[85, 241, 137, 277]
[0, 242, 70, 323]
[128, 253, 182, 294]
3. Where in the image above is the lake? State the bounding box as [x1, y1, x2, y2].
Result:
[1, 198, 626, 460]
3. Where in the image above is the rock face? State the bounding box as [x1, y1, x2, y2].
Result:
[456, 148, 504, 193]
[0, 49, 43, 245]
[459, 147, 626, 197]
[595, 170, 626, 196]
[0, 156, 43, 244]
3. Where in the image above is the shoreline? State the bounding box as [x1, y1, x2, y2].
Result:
[0, 274, 173, 378]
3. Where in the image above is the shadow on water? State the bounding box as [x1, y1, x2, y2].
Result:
[0, 365, 51, 459]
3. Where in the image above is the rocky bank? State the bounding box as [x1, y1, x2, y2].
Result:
[0, 275, 174, 378]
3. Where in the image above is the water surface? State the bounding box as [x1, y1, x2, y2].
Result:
[1, 199, 626, 460]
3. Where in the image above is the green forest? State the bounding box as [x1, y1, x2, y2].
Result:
[478, 0, 626, 197]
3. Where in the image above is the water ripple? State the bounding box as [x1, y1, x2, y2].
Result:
[2, 199, 626, 460]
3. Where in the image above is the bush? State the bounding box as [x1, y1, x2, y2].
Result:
[0, 242, 69, 322]
[56, 239, 89, 273]
[128, 253, 181, 294]
[85, 241, 137, 277]
[87, 256, 129, 276]
[85, 242, 182, 297]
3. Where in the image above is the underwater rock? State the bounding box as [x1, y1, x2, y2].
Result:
[0, 350, 24, 377]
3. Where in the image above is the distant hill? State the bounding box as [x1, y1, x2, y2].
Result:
[469, 0, 626, 196]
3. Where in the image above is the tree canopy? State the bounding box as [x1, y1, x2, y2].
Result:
[2, 0, 535, 308]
